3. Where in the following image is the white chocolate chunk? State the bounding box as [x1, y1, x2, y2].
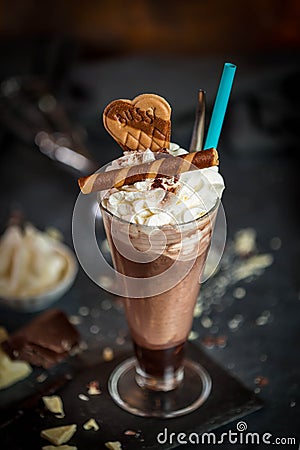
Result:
[0, 327, 8, 342]
[40, 424, 77, 446]
[42, 446, 77, 450]
[42, 395, 65, 418]
[83, 418, 99, 431]
[105, 442, 122, 450]
[0, 326, 32, 390]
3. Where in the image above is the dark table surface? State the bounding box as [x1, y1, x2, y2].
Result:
[0, 51, 299, 449]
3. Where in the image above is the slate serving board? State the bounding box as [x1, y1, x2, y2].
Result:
[1, 343, 262, 449]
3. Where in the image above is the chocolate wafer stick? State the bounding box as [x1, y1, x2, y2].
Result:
[78, 148, 218, 194]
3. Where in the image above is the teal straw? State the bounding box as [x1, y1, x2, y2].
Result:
[204, 62, 236, 150]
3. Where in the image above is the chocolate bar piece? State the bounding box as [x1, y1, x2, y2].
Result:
[1, 309, 80, 369]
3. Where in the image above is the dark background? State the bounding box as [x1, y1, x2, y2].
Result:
[0, 1, 299, 449]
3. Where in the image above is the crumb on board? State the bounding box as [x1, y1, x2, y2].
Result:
[87, 380, 101, 395]
[78, 393, 89, 401]
[102, 347, 114, 361]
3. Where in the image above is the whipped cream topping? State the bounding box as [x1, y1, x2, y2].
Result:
[102, 144, 225, 226]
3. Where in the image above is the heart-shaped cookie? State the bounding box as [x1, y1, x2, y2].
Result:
[103, 94, 171, 152]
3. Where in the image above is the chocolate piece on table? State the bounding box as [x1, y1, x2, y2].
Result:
[2, 340, 69, 369]
[103, 94, 171, 152]
[1, 309, 79, 368]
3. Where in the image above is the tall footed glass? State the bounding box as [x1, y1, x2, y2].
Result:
[100, 200, 218, 418]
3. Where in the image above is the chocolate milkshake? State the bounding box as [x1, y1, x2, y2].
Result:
[96, 130, 224, 389]
[78, 93, 226, 410]
[101, 199, 218, 390]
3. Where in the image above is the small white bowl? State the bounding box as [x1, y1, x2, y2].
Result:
[0, 243, 78, 313]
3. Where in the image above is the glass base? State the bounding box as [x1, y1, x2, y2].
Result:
[135, 365, 184, 391]
[108, 357, 212, 418]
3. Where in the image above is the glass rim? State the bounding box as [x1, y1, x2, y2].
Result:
[99, 197, 220, 231]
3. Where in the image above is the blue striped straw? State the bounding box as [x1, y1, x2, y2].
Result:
[204, 62, 236, 150]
